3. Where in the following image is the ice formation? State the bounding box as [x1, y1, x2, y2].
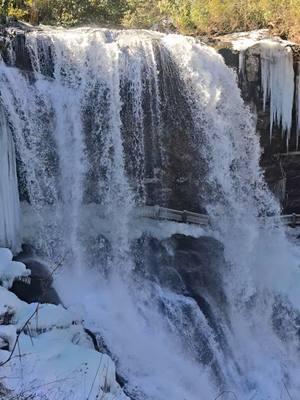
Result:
[297, 64, 300, 145]
[0, 109, 21, 253]
[231, 32, 296, 147]
[260, 41, 295, 145]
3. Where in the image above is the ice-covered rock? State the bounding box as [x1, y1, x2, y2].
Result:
[297, 67, 300, 145]
[0, 109, 22, 253]
[11, 256, 61, 304]
[215, 30, 298, 147]
[0, 325, 16, 351]
[250, 40, 294, 146]
[214, 30, 300, 213]
[0, 247, 127, 400]
[15, 303, 80, 335]
[0, 285, 26, 322]
[0, 248, 30, 289]
[0, 328, 128, 400]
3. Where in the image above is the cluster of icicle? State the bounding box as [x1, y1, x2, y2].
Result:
[236, 35, 299, 149]
[297, 62, 300, 145]
[260, 42, 295, 146]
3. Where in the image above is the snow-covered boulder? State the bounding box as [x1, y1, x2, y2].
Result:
[0, 247, 128, 400]
[0, 248, 30, 289]
[0, 325, 16, 351]
[0, 285, 26, 323]
[15, 303, 80, 335]
[1, 328, 127, 400]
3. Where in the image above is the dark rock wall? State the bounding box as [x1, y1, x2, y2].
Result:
[132, 233, 237, 384]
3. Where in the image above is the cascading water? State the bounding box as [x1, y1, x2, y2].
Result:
[0, 26, 300, 399]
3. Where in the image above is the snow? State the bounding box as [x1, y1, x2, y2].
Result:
[0, 248, 128, 399]
[0, 325, 16, 350]
[15, 303, 80, 334]
[225, 29, 294, 52]
[224, 29, 272, 51]
[0, 327, 128, 400]
[0, 248, 30, 289]
[0, 286, 26, 319]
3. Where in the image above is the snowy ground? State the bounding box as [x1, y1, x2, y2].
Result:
[0, 247, 127, 400]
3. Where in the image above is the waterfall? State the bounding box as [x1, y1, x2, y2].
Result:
[0, 27, 300, 399]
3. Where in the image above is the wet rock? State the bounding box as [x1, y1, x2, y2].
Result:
[137, 233, 228, 306]
[132, 233, 236, 383]
[272, 296, 300, 344]
[133, 233, 231, 372]
[11, 255, 61, 305]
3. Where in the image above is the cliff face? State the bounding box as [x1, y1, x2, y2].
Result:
[0, 25, 208, 217]
[214, 30, 300, 213]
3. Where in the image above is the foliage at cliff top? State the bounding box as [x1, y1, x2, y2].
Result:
[1, 0, 300, 42]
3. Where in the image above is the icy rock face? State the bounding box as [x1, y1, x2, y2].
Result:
[245, 41, 295, 146]
[215, 31, 299, 143]
[215, 30, 300, 212]
[0, 248, 127, 400]
[221, 31, 297, 148]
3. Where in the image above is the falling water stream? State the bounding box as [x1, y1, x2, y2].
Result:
[0, 27, 300, 399]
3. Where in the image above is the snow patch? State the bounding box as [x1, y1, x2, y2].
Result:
[15, 303, 80, 335]
[0, 286, 26, 320]
[0, 325, 16, 350]
[0, 328, 128, 400]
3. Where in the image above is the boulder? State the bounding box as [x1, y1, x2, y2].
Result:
[11, 255, 61, 305]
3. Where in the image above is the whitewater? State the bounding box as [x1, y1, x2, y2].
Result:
[0, 26, 300, 399]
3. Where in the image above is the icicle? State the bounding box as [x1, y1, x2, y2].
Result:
[296, 64, 300, 149]
[259, 41, 294, 147]
[239, 50, 246, 77]
[0, 107, 21, 253]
